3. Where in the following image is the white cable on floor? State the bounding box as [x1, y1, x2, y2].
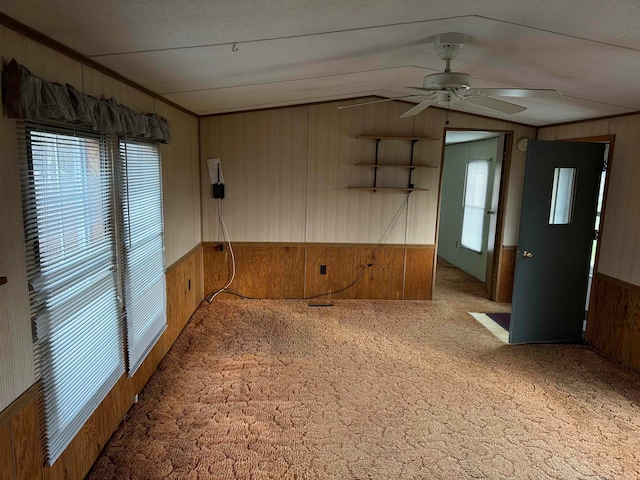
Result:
[207, 198, 236, 302]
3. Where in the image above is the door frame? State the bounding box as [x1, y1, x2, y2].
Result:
[560, 134, 615, 329]
[433, 128, 514, 301]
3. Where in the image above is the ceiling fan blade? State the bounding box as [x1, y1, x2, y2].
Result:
[475, 88, 563, 99]
[400, 99, 434, 118]
[459, 94, 527, 114]
[338, 95, 426, 110]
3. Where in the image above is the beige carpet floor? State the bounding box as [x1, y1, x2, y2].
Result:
[87, 264, 640, 479]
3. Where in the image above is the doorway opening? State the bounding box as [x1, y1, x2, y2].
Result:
[579, 138, 613, 335]
[434, 129, 511, 310]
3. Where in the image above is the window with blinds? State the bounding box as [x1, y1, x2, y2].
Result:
[119, 138, 166, 374]
[461, 159, 490, 253]
[19, 123, 167, 465]
[20, 123, 125, 465]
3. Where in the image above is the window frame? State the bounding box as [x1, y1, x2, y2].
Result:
[460, 158, 491, 254]
[19, 121, 166, 465]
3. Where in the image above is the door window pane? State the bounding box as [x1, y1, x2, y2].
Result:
[461, 160, 490, 252]
[549, 167, 576, 225]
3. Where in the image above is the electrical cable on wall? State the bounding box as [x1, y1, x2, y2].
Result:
[207, 198, 236, 302]
[206, 192, 411, 302]
[205, 157, 236, 303]
[370, 193, 411, 264]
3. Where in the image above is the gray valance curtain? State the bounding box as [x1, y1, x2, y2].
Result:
[2, 59, 171, 143]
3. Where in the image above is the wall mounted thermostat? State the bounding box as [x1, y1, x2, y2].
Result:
[517, 137, 529, 152]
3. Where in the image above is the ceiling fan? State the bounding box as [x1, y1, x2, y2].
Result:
[339, 32, 562, 118]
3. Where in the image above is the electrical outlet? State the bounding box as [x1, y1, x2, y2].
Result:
[320, 265, 327, 275]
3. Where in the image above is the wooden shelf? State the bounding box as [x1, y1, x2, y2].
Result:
[352, 135, 436, 192]
[348, 187, 429, 192]
[356, 135, 438, 141]
[355, 163, 437, 169]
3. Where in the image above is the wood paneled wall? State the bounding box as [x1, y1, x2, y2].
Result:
[0, 245, 204, 480]
[204, 242, 434, 300]
[304, 101, 441, 244]
[586, 273, 640, 372]
[200, 108, 309, 243]
[496, 246, 517, 303]
[157, 105, 202, 267]
[199, 99, 536, 248]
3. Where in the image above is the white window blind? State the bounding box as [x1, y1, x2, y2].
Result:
[119, 138, 166, 375]
[461, 159, 490, 253]
[19, 123, 125, 465]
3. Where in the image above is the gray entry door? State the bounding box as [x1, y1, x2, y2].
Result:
[509, 140, 604, 344]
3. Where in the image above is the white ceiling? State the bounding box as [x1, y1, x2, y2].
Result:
[445, 131, 502, 145]
[3, 0, 640, 125]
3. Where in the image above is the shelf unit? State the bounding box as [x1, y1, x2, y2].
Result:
[349, 135, 439, 192]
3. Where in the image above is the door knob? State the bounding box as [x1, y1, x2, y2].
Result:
[522, 251, 533, 258]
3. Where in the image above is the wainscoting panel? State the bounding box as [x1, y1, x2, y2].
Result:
[305, 245, 382, 300]
[586, 273, 640, 372]
[205, 244, 305, 299]
[496, 246, 517, 303]
[0, 422, 13, 480]
[404, 247, 435, 300]
[10, 397, 42, 480]
[0, 245, 204, 480]
[204, 242, 435, 300]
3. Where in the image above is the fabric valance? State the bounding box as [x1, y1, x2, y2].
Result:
[2, 59, 171, 143]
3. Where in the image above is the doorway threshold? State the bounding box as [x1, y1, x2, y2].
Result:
[469, 312, 509, 343]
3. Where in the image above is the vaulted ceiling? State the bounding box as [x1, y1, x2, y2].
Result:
[2, 0, 640, 125]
